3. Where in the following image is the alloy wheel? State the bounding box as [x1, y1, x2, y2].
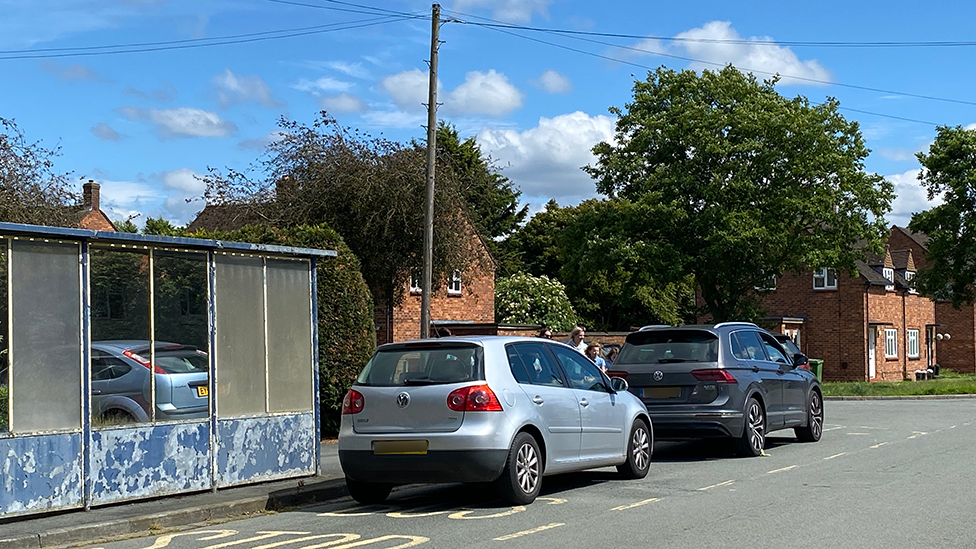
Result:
[747, 400, 765, 454]
[810, 393, 824, 440]
[632, 425, 650, 471]
[516, 442, 539, 494]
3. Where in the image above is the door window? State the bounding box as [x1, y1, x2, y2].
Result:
[731, 331, 766, 361]
[549, 345, 609, 393]
[511, 342, 566, 387]
[759, 333, 790, 364]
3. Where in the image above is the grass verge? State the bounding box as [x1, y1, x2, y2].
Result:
[822, 370, 976, 396]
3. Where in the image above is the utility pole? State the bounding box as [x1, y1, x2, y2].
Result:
[420, 3, 440, 339]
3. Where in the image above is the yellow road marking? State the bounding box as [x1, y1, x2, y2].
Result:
[316, 535, 428, 549]
[847, 432, 869, 436]
[869, 442, 888, 449]
[318, 506, 394, 517]
[611, 498, 660, 511]
[824, 453, 846, 460]
[386, 505, 452, 519]
[141, 531, 240, 549]
[448, 506, 526, 520]
[493, 523, 565, 541]
[698, 480, 735, 491]
[252, 535, 360, 549]
[907, 432, 927, 439]
[767, 465, 797, 474]
[537, 497, 567, 505]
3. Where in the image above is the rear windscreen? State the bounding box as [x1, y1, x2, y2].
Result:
[155, 349, 209, 374]
[356, 344, 483, 386]
[618, 330, 719, 364]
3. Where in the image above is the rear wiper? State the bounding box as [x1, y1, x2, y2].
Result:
[401, 379, 438, 385]
[657, 358, 689, 363]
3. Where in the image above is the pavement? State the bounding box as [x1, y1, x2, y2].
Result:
[0, 442, 349, 549]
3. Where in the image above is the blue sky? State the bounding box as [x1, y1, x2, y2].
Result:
[2, 0, 974, 228]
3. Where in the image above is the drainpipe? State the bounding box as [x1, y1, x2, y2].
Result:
[902, 289, 907, 381]
[864, 283, 869, 381]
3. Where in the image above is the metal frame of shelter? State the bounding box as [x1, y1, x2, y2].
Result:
[0, 222, 334, 518]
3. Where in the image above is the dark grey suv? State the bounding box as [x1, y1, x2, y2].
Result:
[606, 322, 823, 456]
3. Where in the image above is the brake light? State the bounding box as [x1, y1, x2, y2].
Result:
[447, 384, 504, 412]
[123, 350, 166, 374]
[691, 369, 737, 383]
[341, 389, 365, 414]
[798, 363, 811, 371]
[606, 371, 628, 379]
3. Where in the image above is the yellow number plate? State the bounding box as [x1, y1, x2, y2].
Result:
[196, 386, 209, 397]
[643, 387, 681, 399]
[373, 440, 429, 455]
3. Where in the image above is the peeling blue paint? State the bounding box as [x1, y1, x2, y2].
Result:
[0, 433, 83, 516]
[90, 422, 211, 505]
[216, 413, 315, 487]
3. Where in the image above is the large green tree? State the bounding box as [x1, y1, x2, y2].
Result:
[0, 117, 79, 226]
[204, 114, 488, 308]
[436, 123, 527, 272]
[909, 125, 976, 307]
[586, 66, 894, 322]
[500, 200, 575, 280]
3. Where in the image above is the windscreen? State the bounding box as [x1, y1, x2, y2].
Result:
[154, 348, 209, 374]
[619, 330, 719, 364]
[356, 343, 483, 386]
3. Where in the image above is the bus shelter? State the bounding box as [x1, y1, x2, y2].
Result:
[0, 222, 331, 517]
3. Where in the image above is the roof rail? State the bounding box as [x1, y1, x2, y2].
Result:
[712, 321, 758, 329]
[639, 324, 672, 331]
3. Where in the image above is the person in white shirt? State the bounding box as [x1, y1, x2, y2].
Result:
[564, 326, 587, 352]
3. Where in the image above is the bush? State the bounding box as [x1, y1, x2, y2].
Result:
[189, 224, 375, 437]
[495, 273, 578, 331]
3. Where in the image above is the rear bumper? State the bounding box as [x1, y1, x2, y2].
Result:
[339, 449, 508, 484]
[648, 410, 744, 440]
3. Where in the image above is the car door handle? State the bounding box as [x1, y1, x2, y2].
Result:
[532, 396, 544, 405]
[579, 398, 588, 407]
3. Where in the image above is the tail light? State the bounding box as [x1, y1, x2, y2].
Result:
[447, 384, 504, 412]
[606, 371, 628, 379]
[691, 369, 737, 383]
[797, 363, 811, 371]
[124, 350, 166, 374]
[341, 389, 365, 414]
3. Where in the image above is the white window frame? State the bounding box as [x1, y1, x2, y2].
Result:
[905, 271, 917, 294]
[813, 268, 837, 290]
[907, 329, 920, 359]
[755, 274, 776, 291]
[409, 273, 422, 294]
[447, 269, 462, 295]
[883, 267, 895, 292]
[884, 328, 898, 358]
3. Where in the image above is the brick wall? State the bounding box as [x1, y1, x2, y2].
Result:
[77, 210, 115, 232]
[934, 303, 976, 373]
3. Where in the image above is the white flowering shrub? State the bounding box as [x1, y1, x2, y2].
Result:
[495, 273, 578, 331]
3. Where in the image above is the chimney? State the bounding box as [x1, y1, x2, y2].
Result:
[83, 180, 100, 211]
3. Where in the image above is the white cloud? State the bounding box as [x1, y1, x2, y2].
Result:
[453, 0, 551, 23]
[42, 61, 102, 81]
[238, 130, 286, 151]
[670, 21, 831, 86]
[887, 169, 943, 228]
[532, 70, 572, 94]
[379, 68, 436, 112]
[319, 92, 368, 114]
[160, 168, 207, 222]
[91, 123, 123, 141]
[361, 110, 427, 130]
[212, 69, 281, 108]
[327, 60, 370, 79]
[444, 70, 523, 116]
[118, 107, 238, 139]
[293, 76, 353, 95]
[967, 123, 976, 130]
[475, 111, 615, 207]
[877, 148, 917, 162]
[93, 177, 159, 224]
[123, 81, 178, 102]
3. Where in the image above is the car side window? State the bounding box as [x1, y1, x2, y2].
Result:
[759, 333, 790, 364]
[549, 344, 609, 393]
[92, 351, 132, 380]
[512, 342, 566, 388]
[506, 344, 532, 384]
[731, 331, 766, 361]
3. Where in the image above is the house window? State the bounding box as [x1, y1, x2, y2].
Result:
[755, 274, 776, 291]
[907, 329, 920, 359]
[883, 267, 895, 292]
[813, 268, 837, 290]
[884, 328, 898, 358]
[448, 270, 462, 295]
[905, 271, 917, 294]
[409, 273, 422, 294]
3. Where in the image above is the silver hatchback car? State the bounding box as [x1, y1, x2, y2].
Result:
[338, 336, 652, 505]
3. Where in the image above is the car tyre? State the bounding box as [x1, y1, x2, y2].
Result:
[345, 477, 393, 504]
[735, 397, 766, 457]
[617, 418, 652, 479]
[495, 432, 542, 505]
[794, 390, 824, 442]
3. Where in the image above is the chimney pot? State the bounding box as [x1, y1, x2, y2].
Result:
[83, 180, 100, 211]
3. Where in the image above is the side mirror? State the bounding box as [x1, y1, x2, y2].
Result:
[793, 354, 809, 368]
[609, 376, 629, 392]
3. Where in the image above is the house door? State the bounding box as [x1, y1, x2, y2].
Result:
[868, 329, 877, 379]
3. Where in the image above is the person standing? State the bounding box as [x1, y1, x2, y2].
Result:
[565, 326, 587, 352]
[538, 327, 553, 339]
[605, 346, 619, 368]
[585, 343, 607, 371]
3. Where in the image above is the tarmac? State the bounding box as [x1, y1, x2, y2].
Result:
[0, 442, 349, 549]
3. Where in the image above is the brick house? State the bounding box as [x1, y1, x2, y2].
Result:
[761, 243, 936, 382]
[187, 203, 495, 345]
[71, 181, 116, 232]
[889, 226, 975, 373]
